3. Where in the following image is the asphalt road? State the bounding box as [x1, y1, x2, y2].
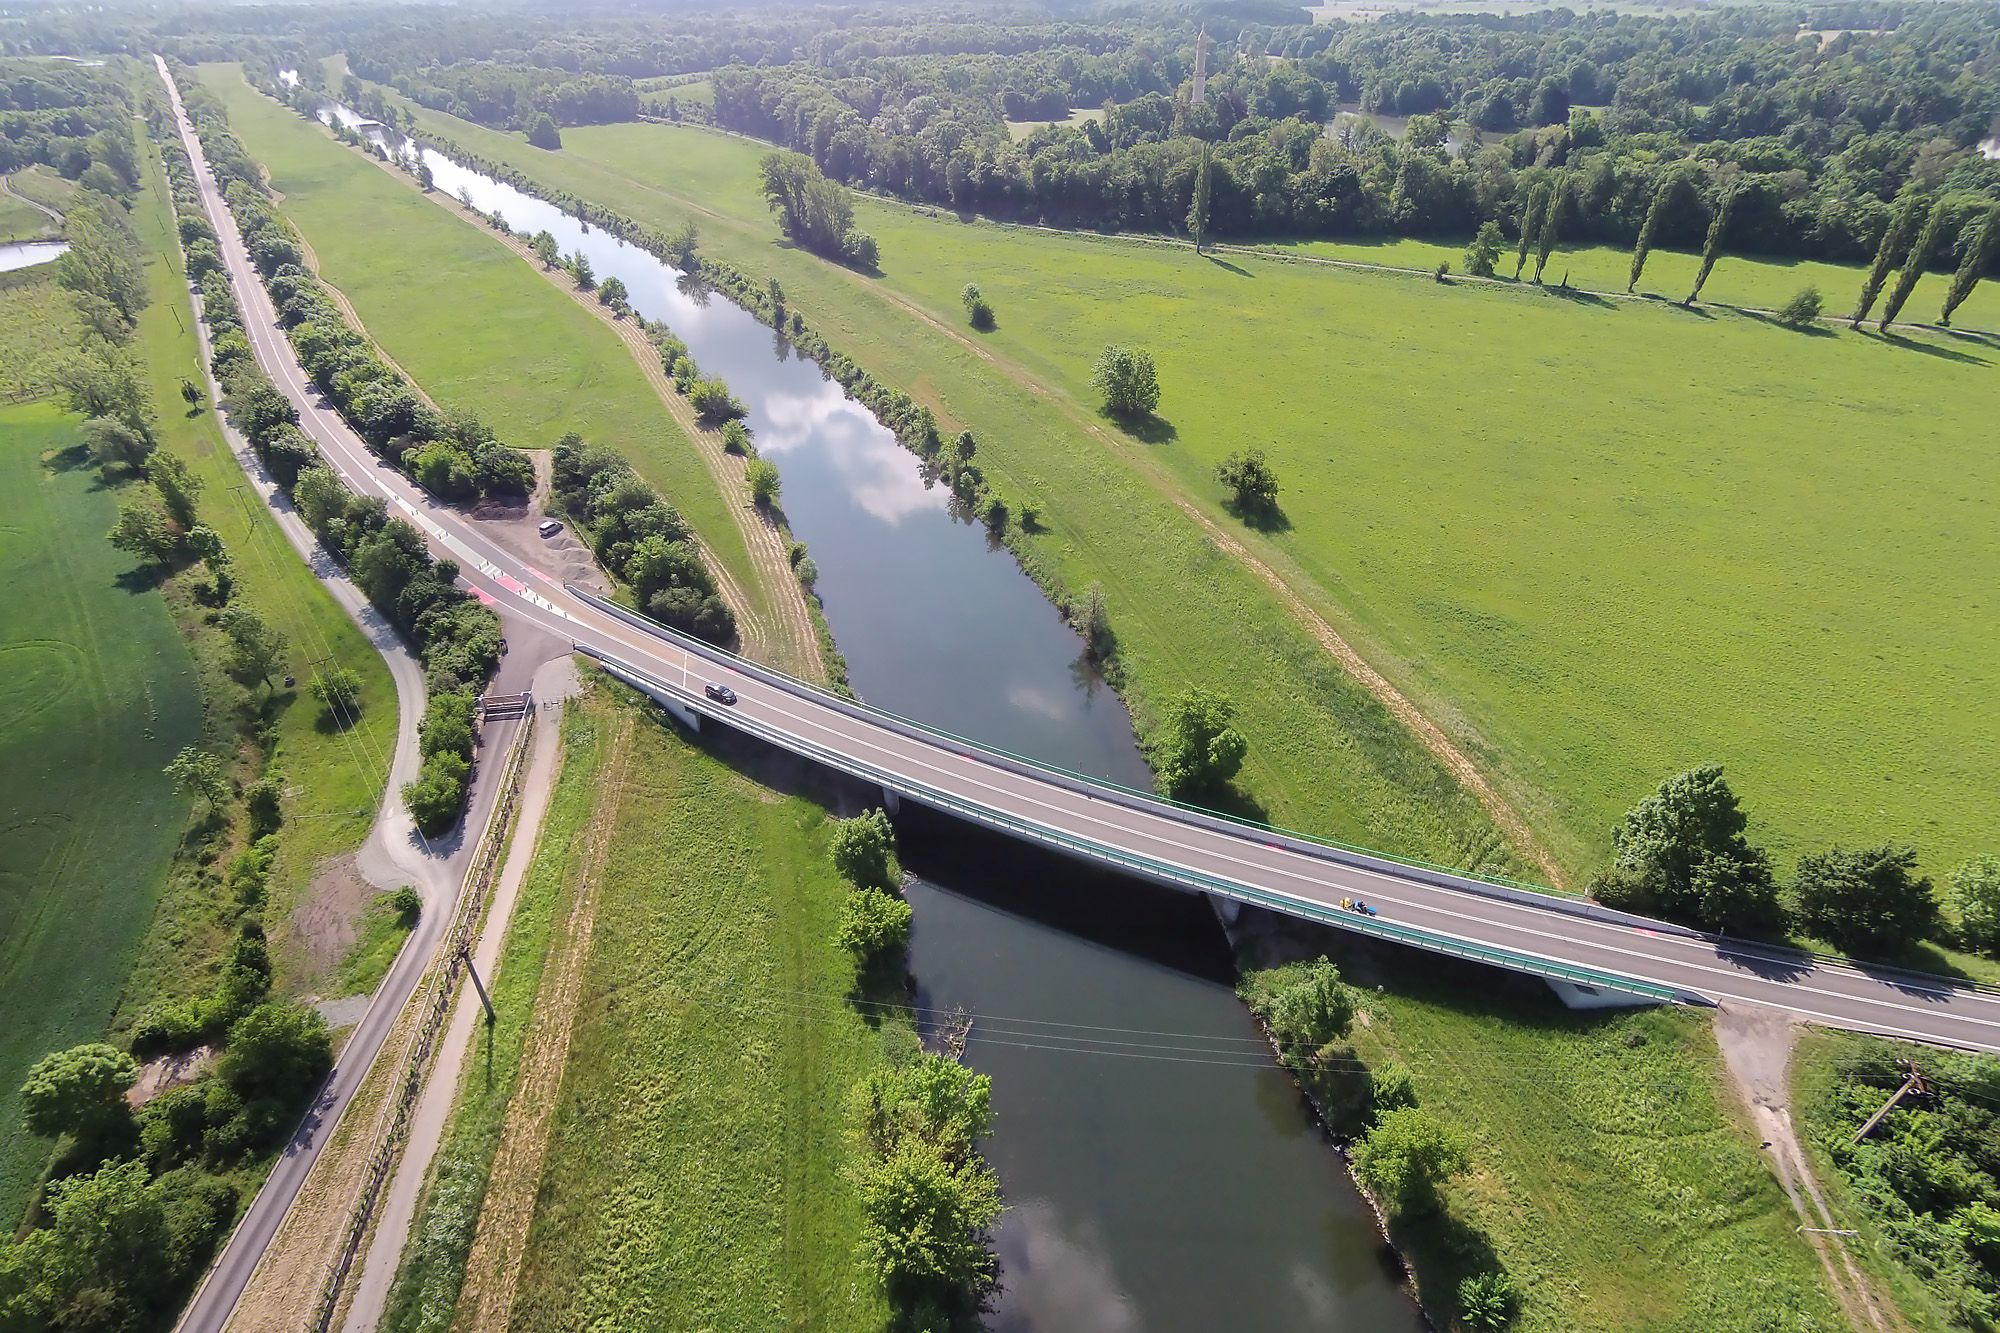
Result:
[163, 45, 2000, 1328]
[160, 58, 534, 1333]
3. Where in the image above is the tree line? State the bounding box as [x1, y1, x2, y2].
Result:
[550, 434, 736, 645]
[174, 65, 501, 835]
[1593, 763, 2000, 965]
[826, 810, 1002, 1330]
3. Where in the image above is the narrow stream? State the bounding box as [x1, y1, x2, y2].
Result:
[324, 102, 1423, 1331]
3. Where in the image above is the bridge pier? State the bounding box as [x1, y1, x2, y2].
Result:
[880, 787, 900, 815]
[1546, 978, 1658, 1011]
[1209, 894, 1243, 927]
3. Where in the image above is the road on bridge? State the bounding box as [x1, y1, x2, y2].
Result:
[161, 52, 2000, 1333]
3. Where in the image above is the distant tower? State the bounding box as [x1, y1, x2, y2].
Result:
[1190, 26, 1211, 106]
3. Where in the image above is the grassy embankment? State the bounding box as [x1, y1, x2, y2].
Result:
[379, 108, 2000, 907]
[194, 65, 784, 655]
[1327, 944, 1849, 1333]
[385, 681, 904, 1331]
[509, 695, 901, 1330]
[118, 95, 403, 999]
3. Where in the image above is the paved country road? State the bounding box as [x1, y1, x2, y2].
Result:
[159, 49, 2000, 1333]
[158, 58, 542, 1333]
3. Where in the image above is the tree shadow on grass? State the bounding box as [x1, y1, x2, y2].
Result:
[1939, 326, 2000, 350]
[41, 442, 93, 474]
[1101, 408, 1177, 444]
[1667, 299, 1717, 320]
[1543, 284, 1613, 309]
[1204, 253, 1254, 278]
[1872, 329, 1991, 367]
[1737, 308, 1835, 338]
[1224, 497, 1293, 534]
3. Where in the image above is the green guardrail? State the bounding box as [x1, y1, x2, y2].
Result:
[586, 647, 1688, 1006]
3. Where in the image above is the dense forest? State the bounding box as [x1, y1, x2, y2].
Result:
[29, 0, 1983, 263]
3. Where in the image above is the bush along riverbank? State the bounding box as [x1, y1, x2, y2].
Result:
[325, 110, 1107, 705]
[165, 79, 498, 835]
[830, 809, 1005, 1328]
[259, 70, 849, 689]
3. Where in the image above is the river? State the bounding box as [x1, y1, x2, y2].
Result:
[322, 100, 1423, 1331]
[0, 240, 68, 274]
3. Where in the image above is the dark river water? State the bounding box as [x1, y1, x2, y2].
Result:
[324, 101, 1422, 1331]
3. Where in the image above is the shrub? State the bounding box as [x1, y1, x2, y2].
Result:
[1951, 855, 2000, 955]
[312, 666, 364, 723]
[19, 1043, 139, 1144]
[838, 888, 912, 965]
[219, 1001, 332, 1104]
[961, 283, 994, 329]
[720, 419, 752, 454]
[389, 885, 422, 922]
[688, 376, 743, 422]
[1459, 1269, 1521, 1329]
[857, 1138, 1001, 1305]
[830, 809, 898, 889]
[745, 457, 781, 507]
[1778, 285, 1823, 328]
[1792, 844, 1939, 956]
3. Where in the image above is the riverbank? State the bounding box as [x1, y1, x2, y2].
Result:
[193, 65, 824, 677]
[1231, 906, 1853, 1333]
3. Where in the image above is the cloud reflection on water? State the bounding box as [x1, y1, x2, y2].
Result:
[755, 386, 943, 526]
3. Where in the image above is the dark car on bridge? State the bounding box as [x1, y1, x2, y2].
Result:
[704, 682, 738, 706]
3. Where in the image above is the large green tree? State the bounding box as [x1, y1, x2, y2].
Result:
[219, 606, 286, 690]
[1683, 184, 1739, 305]
[1598, 764, 1782, 933]
[1091, 344, 1161, 417]
[1354, 1106, 1469, 1217]
[830, 809, 898, 890]
[1792, 844, 1939, 956]
[18, 1044, 138, 1145]
[1157, 689, 1248, 800]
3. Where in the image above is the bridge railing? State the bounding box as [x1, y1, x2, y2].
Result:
[582, 643, 1691, 1005]
[565, 585, 1708, 943]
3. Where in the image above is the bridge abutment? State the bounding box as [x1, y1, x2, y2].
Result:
[600, 662, 702, 732]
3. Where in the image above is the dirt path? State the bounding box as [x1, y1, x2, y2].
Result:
[1713, 1004, 1902, 1333]
[340, 658, 578, 1333]
[1, 170, 66, 235]
[449, 705, 633, 1333]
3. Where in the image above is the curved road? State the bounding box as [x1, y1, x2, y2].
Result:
[161, 48, 2000, 1332]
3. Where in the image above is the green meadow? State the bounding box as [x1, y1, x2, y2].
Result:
[0, 399, 201, 1220]
[379, 104, 2000, 892]
[1269, 230, 2000, 332]
[508, 692, 901, 1331]
[195, 66, 765, 617]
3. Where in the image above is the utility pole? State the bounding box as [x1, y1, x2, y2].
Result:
[461, 948, 496, 1027]
[1852, 1060, 1932, 1144]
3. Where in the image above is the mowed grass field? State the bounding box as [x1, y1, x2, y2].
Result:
[0, 400, 201, 1220]
[1269, 231, 2000, 332]
[508, 696, 902, 1332]
[382, 106, 2000, 889]
[1324, 941, 1846, 1332]
[194, 66, 763, 614]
